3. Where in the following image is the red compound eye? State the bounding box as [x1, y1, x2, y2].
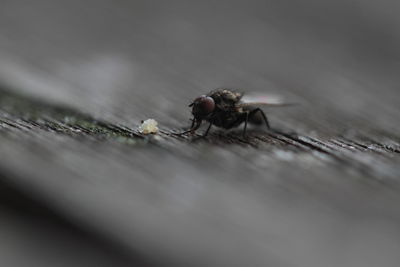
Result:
[192, 96, 215, 116]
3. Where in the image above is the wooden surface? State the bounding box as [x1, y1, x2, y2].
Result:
[1, 1, 400, 266]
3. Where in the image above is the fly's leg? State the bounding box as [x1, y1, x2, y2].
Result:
[189, 118, 195, 129]
[203, 122, 213, 137]
[250, 108, 270, 129]
[176, 119, 202, 135]
[242, 111, 250, 138]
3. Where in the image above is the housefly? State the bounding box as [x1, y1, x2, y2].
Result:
[180, 89, 293, 137]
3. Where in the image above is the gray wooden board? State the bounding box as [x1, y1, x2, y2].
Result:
[1, 1, 400, 266]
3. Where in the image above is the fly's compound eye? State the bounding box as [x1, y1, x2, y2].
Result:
[192, 96, 215, 116]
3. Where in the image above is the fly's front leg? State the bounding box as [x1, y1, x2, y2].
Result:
[189, 117, 195, 129]
[203, 122, 213, 137]
[177, 119, 202, 135]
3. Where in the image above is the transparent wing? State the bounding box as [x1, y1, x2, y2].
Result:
[240, 93, 297, 107]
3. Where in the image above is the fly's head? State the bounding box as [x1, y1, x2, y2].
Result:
[189, 95, 215, 120]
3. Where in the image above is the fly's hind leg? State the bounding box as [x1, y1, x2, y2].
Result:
[242, 111, 250, 138]
[249, 108, 270, 129]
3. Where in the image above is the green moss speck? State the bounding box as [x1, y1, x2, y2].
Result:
[0, 87, 142, 144]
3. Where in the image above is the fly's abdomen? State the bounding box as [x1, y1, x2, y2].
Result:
[209, 110, 244, 129]
[248, 113, 264, 125]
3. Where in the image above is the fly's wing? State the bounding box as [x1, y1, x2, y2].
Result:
[239, 93, 297, 107]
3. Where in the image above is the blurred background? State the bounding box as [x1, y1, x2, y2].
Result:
[0, 1, 400, 266]
[1, 0, 399, 130]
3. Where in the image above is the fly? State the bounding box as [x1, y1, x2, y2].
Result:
[180, 89, 294, 137]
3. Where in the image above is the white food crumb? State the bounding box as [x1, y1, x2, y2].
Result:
[139, 119, 159, 134]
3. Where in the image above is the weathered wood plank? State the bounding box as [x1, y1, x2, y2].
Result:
[1, 85, 400, 266]
[1, 1, 400, 266]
